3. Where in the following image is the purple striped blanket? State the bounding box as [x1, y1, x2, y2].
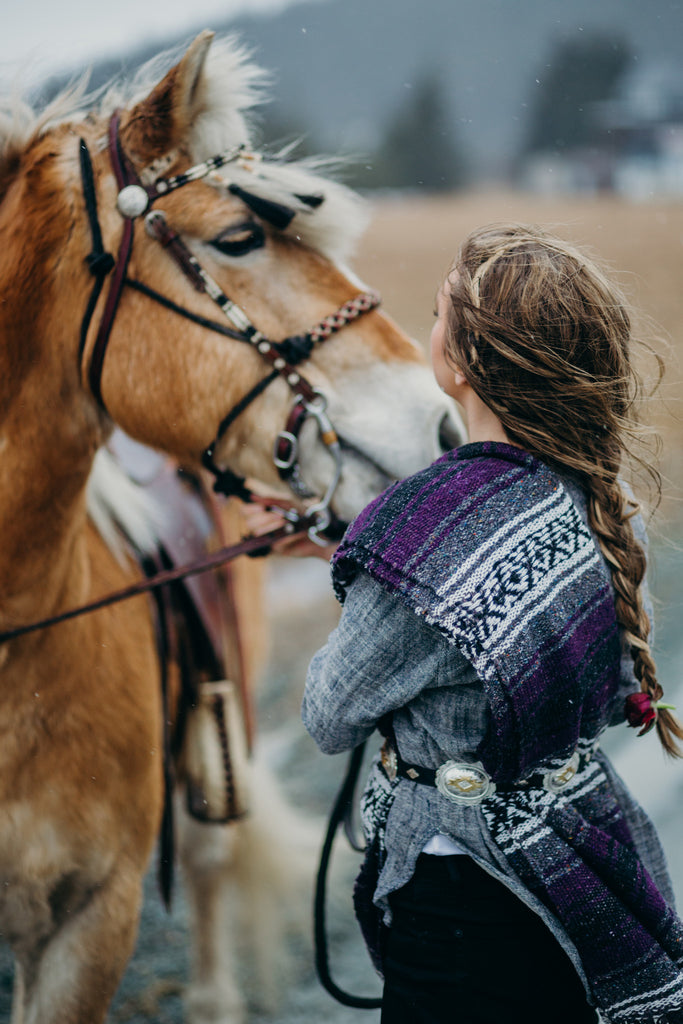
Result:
[332, 442, 683, 1023]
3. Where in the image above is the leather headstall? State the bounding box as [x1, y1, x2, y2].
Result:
[77, 112, 381, 538]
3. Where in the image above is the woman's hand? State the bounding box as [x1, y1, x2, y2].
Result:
[241, 500, 338, 560]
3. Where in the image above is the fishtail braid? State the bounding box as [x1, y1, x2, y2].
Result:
[586, 476, 683, 756]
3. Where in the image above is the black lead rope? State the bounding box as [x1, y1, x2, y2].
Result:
[314, 741, 382, 1010]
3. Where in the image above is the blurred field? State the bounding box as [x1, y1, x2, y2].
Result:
[354, 189, 683, 528]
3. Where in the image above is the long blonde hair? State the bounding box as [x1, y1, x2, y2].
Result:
[445, 223, 682, 757]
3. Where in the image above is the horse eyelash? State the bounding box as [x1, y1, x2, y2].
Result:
[210, 221, 265, 257]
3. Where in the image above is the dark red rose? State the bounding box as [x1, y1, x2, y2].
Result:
[624, 692, 657, 736]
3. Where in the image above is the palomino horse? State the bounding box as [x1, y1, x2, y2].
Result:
[0, 30, 465, 1024]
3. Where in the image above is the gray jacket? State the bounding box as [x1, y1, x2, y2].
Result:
[302, 495, 674, 996]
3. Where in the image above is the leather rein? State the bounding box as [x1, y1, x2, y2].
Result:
[0, 524, 297, 646]
[79, 112, 381, 538]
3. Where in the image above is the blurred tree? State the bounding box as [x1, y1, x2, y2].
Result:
[256, 103, 318, 159]
[522, 32, 632, 156]
[362, 73, 468, 191]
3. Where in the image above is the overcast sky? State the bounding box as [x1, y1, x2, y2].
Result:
[1, 0, 301, 88]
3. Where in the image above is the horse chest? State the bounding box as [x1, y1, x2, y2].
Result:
[0, 804, 113, 950]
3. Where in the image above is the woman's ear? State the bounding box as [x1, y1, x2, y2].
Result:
[453, 367, 468, 388]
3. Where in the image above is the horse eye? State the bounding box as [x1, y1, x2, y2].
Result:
[210, 221, 265, 257]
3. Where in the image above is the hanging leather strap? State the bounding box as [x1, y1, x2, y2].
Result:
[140, 549, 177, 910]
[314, 741, 382, 1010]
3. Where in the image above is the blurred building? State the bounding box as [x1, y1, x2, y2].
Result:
[521, 62, 683, 199]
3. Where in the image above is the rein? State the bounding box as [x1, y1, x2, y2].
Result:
[79, 113, 380, 538]
[0, 520, 305, 646]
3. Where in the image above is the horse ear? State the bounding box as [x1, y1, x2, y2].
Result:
[120, 30, 214, 164]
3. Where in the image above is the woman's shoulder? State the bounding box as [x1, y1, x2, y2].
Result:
[341, 442, 561, 547]
[331, 442, 567, 604]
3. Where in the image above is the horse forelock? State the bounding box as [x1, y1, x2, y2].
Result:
[210, 157, 370, 264]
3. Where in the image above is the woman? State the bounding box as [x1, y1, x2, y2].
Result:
[300, 224, 683, 1023]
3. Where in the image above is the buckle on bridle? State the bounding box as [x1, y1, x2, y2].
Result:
[273, 430, 298, 470]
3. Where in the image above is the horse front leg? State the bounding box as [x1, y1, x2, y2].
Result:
[177, 796, 247, 1024]
[11, 863, 143, 1024]
[178, 757, 321, 1024]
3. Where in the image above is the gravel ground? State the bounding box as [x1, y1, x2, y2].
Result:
[1, 547, 682, 1023]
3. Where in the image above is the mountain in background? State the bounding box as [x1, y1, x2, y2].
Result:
[43, 0, 683, 185]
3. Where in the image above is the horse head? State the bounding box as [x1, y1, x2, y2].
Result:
[0, 31, 464, 535]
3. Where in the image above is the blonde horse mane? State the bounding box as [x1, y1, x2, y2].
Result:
[0, 35, 369, 264]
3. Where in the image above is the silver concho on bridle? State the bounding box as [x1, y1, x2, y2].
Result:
[116, 184, 150, 219]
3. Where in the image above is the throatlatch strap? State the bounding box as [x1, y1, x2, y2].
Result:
[78, 140, 115, 360]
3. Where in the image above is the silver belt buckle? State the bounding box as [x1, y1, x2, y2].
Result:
[543, 751, 580, 793]
[435, 760, 496, 805]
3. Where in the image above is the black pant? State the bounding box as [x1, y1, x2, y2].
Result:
[381, 854, 599, 1024]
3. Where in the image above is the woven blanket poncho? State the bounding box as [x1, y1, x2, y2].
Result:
[332, 441, 683, 1024]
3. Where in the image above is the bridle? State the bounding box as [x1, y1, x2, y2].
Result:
[78, 112, 381, 540]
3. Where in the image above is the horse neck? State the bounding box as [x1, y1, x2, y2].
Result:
[0, 385, 100, 625]
[0, 146, 103, 622]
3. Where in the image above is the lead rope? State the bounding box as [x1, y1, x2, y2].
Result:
[314, 741, 382, 1010]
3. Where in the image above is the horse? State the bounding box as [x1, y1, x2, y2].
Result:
[0, 30, 465, 1024]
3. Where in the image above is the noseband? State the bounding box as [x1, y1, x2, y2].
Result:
[79, 113, 380, 537]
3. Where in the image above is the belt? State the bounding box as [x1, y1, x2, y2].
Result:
[380, 738, 594, 806]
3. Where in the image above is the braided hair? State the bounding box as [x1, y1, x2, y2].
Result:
[445, 223, 682, 757]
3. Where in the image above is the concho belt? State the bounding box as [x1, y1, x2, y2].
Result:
[380, 738, 593, 805]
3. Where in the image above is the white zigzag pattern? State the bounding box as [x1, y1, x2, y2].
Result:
[434, 488, 565, 597]
[432, 488, 601, 656]
[485, 763, 605, 856]
[608, 972, 683, 1020]
[490, 546, 600, 656]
